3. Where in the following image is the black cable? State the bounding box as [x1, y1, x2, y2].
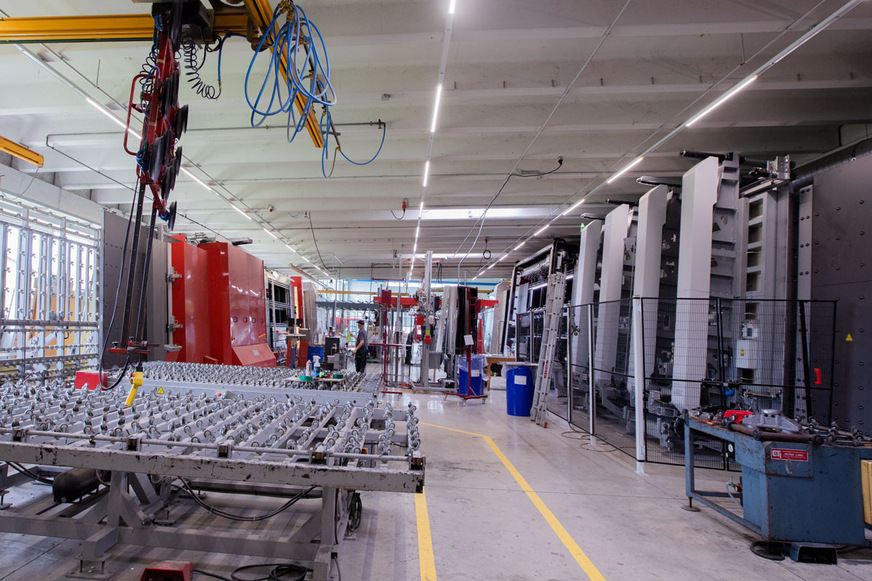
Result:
[231, 564, 307, 581]
[97, 178, 139, 389]
[455, 157, 563, 279]
[180, 480, 316, 522]
[511, 158, 563, 178]
[193, 564, 307, 581]
[307, 213, 329, 272]
[8, 462, 54, 485]
[389, 207, 405, 220]
[348, 492, 362, 531]
[182, 33, 230, 100]
[193, 570, 232, 581]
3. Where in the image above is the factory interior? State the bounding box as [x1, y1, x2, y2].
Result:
[1, 1, 872, 580]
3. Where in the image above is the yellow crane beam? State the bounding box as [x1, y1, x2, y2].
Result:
[0, 7, 323, 148]
[242, 0, 324, 148]
[0, 12, 249, 43]
[0, 135, 44, 167]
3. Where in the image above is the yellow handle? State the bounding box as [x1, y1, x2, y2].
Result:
[125, 371, 143, 406]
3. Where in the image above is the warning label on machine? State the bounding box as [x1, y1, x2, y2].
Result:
[771, 448, 809, 462]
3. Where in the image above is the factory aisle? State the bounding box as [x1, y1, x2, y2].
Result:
[0, 381, 870, 581]
[358, 386, 871, 581]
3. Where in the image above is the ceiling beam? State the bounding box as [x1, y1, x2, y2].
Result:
[0, 11, 249, 43]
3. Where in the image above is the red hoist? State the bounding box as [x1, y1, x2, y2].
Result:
[108, 3, 192, 362]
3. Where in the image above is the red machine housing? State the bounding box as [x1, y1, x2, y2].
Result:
[168, 237, 275, 367]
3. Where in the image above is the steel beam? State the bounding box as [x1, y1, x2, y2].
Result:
[0, 135, 43, 167]
[0, 12, 249, 44]
[0, 441, 422, 492]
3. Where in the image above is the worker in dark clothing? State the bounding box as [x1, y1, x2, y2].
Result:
[405, 328, 414, 365]
[353, 320, 368, 373]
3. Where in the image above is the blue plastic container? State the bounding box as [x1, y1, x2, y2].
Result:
[307, 345, 325, 362]
[457, 355, 485, 396]
[506, 364, 535, 416]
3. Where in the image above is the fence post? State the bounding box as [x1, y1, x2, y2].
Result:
[566, 307, 573, 425]
[632, 297, 646, 474]
[587, 302, 596, 445]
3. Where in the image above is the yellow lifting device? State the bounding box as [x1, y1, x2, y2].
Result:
[0, 2, 323, 148]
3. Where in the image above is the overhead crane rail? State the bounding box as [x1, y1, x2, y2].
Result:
[0, 1, 323, 148]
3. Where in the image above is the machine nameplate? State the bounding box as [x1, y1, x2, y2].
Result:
[771, 448, 808, 462]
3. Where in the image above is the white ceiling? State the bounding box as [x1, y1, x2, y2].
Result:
[0, 0, 870, 281]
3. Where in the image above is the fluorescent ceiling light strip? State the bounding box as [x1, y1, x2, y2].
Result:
[86, 98, 140, 140]
[534, 225, 549, 237]
[430, 84, 443, 133]
[419, 200, 424, 213]
[263, 228, 278, 240]
[606, 156, 644, 184]
[513, 242, 525, 252]
[415, 224, 420, 238]
[557, 2, 862, 223]
[301, 256, 312, 264]
[685, 75, 757, 127]
[285, 244, 297, 254]
[423, 160, 430, 187]
[449, 0, 456, 15]
[562, 198, 585, 217]
[231, 204, 252, 220]
[179, 167, 213, 192]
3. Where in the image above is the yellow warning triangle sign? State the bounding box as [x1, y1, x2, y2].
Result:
[157, 387, 165, 394]
[846, 334, 853, 342]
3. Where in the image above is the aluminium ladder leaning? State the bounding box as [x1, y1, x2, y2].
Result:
[531, 272, 566, 426]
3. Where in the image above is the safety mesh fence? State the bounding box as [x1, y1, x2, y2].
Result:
[544, 307, 571, 421]
[549, 298, 836, 469]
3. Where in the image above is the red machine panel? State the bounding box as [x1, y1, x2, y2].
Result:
[201, 242, 274, 367]
[168, 239, 274, 367]
[167, 237, 211, 364]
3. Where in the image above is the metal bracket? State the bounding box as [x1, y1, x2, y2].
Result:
[67, 559, 112, 581]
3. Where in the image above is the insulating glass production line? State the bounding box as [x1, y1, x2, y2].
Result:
[0, 382, 423, 489]
[134, 361, 380, 400]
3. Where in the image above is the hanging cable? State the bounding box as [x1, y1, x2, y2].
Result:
[244, 3, 336, 141]
[307, 213, 329, 271]
[96, 177, 140, 389]
[240, 3, 384, 173]
[182, 33, 239, 100]
[389, 198, 407, 220]
[320, 114, 386, 177]
[455, 157, 563, 280]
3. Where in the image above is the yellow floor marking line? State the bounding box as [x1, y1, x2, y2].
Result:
[422, 422, 607, 581]
[415, 487, 438, 581]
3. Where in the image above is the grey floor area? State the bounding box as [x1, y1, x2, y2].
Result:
[1, 374, 870, 581]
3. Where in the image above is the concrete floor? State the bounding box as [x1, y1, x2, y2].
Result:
[0, 375, 870, 581]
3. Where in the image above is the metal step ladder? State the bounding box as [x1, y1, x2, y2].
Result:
[531, 272, 566, 426]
